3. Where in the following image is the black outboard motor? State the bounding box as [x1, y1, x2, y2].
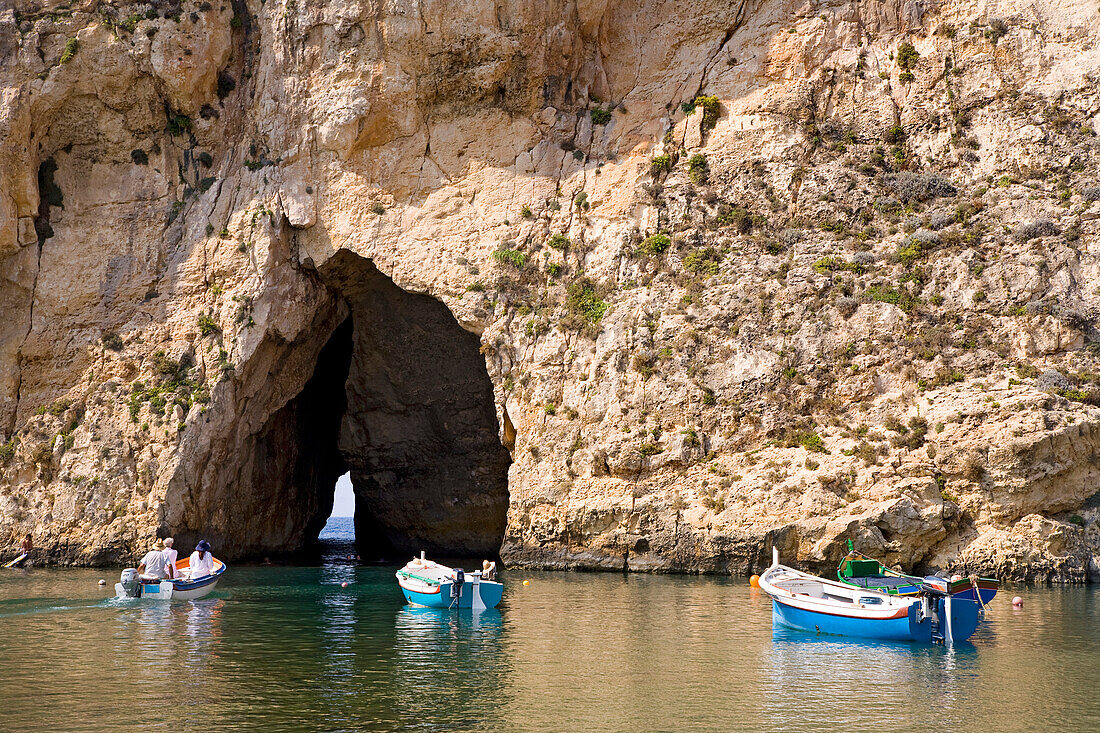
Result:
[451, 569, 465, 598]
[918, 580, 949, 642]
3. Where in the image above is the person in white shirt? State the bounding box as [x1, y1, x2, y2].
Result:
[163, 537, 178, 579]
[188, 540, 215, 579]
[137, 539, 169, 580]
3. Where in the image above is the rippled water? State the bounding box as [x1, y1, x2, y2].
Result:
[1, 528, 1098, 731]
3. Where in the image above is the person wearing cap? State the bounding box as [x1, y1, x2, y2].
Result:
[163, 537, 178, 579]
[188, 540, 214, 579]
[137, 539, 170, 580]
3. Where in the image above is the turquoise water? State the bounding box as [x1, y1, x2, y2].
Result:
[0, 520, 1098, 731]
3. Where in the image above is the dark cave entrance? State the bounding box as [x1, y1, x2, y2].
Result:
[294, 252, 511, 561]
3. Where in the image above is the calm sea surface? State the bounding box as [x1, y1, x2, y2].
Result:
[1, 517, 1098, 732]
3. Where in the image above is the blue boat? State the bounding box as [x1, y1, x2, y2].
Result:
[759, 549, 980, 644]
[396, 553, 503, 610]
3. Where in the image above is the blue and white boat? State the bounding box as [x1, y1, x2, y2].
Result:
[759, 548, 980, 644]
[115, 556, 226, 601]
[396, 553, 502, 610]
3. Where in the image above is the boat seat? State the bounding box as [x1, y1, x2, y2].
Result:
[847, 559, 883, 576]
[823, 593, 854, 603]
[846, 575, 915, 590]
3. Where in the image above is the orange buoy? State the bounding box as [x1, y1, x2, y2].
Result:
[341, 582, 349, 588]
[522, 580, 530, 586]
[750, 575, 761, 588]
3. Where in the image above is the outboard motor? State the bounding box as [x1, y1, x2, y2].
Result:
[117, 568, 141, 598]
[451, 569, 465, 599]
[918, 580, 949, 642]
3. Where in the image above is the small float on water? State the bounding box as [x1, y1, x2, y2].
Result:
[115, 556, 226, 601]
[837, 543, 999, 605]
[759, 548, 981, 644]
[396, 553, 502, 610]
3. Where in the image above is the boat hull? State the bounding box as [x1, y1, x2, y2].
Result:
[949, 584, 998, 605]
[771, 595, 980, 643]
[400, 579, 503, 609]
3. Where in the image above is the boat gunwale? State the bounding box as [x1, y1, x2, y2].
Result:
[167, 557, 226, 591]
[837, 550, 999, 595]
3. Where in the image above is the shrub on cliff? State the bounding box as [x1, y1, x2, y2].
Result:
[885, 172, 956, 202]
[716, 207, 760, 234]
[101, 332, 123, 351]
[790, 431, 826, 453]
[836, 296, 859, 318]
[0, 436, 17, 464]
[985, 18, 1009, 44]
[1035, 369, 1072, 394]
[689, 96, 721, 132]
[217, 71, 237, 99]
[637, 233, 671, 256]
[168, 114, 192, 136]
[493, 248, 528, 268]
[896, 42, 919, 81]
[60, 38, 78, 64]
[590, 107, 612, 125]
[1051, 301, 1092, 330]
[197, 313, 220, 337]
[813, 256, 863, 275]
[687, 154, 708, 184]
[683, 248, 720, 276]
[650, 154, 675, 176]
[779, 228, 802, 246]
[1013, 219, 1059, 242]
[562, 278, 610, 337]
[866, 285, 919, 312]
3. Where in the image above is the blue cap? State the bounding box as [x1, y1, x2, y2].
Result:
[196, 540, 211, 552]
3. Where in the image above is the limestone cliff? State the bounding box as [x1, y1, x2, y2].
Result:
[3, 0, 1100, 581]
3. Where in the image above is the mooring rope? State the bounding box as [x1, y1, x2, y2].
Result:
[969, 574, 990, 614]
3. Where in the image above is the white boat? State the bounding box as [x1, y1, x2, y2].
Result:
[115, 556, 226, 601]
[396, 553, 503, 610]
[758, 548, 980, 643]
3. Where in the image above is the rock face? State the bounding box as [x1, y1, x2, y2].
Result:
[2, 0, 1100, 580]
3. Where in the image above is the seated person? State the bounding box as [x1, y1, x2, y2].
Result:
[188, 540, 215, 579]
[137, 539, 169, 580]
[163, 537, 178, 579]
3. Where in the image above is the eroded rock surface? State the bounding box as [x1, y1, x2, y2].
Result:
[2, 0, 1100, 580]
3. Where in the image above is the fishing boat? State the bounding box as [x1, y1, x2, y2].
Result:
[837, 544, 998, 605]
[115, 556, 226, 601]
[396, 552, 502, 610]
[759, 548, 980, 643]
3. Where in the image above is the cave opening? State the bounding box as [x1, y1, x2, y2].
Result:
[290, 252, 511, 562]
[317, 473, 355, 543]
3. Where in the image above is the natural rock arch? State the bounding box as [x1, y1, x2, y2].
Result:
[161, 252, 511, 560]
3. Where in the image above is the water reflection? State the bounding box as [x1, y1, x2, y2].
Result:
[1, 566, 1098, 731]
[764, 625, 983, 730]
[392, 606, 509, 729]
